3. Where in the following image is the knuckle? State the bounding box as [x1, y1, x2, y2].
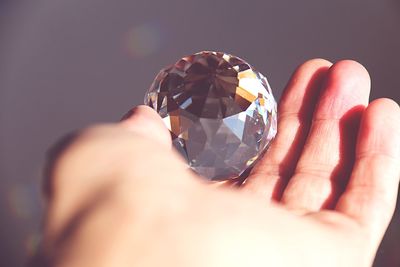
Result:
[43, 129, 83, 199]
[43, 124, 129, 198]
[44, 123, 177, 199]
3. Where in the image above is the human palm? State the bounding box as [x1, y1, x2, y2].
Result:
[41, 59, 400, 267]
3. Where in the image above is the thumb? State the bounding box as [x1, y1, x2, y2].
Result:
[120, 105, 171, 148]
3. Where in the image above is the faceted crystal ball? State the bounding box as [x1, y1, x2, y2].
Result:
[144, 51, 277, 181]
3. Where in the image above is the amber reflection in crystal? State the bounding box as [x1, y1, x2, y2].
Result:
[145, 51, 277, 181]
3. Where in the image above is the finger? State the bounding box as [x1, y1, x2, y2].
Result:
[335, 98, 400, 247]
[282, 60, 370, 211]
[44, 105, 181, 236]
[41, 123, 199, 265]
[120, 105, 171, 148]
[243, 59, 332, 200]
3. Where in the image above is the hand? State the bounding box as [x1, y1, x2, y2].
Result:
[37, 60, 400, 267]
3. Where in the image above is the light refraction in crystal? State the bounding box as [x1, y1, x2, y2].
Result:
[145, 51, 277, 181]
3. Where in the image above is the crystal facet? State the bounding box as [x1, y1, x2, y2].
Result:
[145, 51, 277, 181]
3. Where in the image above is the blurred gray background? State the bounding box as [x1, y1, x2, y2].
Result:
[0, 0, 399, 266]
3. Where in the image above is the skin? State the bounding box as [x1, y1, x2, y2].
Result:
[38, 59, 400, 267]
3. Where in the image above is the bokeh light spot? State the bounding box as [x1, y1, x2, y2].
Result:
[125, 23, 161, 58]
[25, 232, 41, 257]
[7, 183, 40, 220]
